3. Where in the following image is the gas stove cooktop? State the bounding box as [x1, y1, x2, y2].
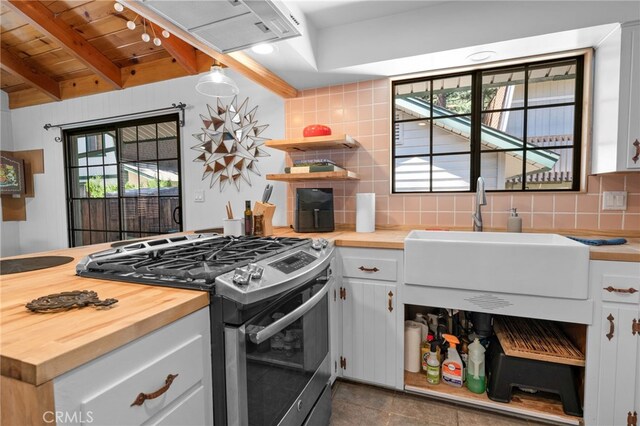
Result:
[76, 234, 312, 291]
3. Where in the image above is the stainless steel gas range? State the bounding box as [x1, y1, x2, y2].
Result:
[77, 234, 334, 426]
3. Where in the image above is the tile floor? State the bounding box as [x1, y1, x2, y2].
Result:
[329, 380, 559, 426]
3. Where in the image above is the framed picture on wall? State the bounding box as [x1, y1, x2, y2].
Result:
[0, 154, 25, 195]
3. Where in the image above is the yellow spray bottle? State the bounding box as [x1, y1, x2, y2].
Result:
[441, 334, 464, 387]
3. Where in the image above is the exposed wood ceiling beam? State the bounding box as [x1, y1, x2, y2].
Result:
[0, 47, 61, 101]
[119, 0, 298, 99]
[148, 22, 198, 75]
[5, 0, 123, 90]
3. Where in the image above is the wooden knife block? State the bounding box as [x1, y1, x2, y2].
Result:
[253, 201, 275, 236]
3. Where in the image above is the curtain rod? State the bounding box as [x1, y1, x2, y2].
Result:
[44, 102, 187, 142]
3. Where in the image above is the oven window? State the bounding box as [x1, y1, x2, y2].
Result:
[245, 282, 329, 426]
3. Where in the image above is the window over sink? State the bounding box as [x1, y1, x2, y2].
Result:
[391, 55, 584, 193]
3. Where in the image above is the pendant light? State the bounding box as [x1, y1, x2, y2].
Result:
[195, 66, 239, 98]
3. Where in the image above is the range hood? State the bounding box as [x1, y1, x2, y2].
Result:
[143, 0, 301, 53]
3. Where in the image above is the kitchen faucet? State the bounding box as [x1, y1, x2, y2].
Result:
[472, 177, 486, 232]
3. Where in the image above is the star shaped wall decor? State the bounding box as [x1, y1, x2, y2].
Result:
[192, 96, 270, 191]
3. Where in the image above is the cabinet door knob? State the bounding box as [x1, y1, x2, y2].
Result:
[628, 410, 637, 426]
[632, 139, 640, 164]
[388, 291, 394, 313]
[603, 286, 638, 294]
[131, 373, 178, 407]
[606, 314, 615, 341]
[633, 319, 640, 336]
[358, 266, 379, 273]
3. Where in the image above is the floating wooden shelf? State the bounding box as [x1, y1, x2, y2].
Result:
[266, 170, 359, 182]
[266, 134, 359, 152]
[405, 371, 581, 425]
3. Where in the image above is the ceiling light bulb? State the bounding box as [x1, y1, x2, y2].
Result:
[126, 20, 136, 30]
[113, 2, 124, 12]
[162, 30, 170, 38]
[153, 37, 162, 46]
[251, 43, 274, 55]
[141, 33, 150, 42]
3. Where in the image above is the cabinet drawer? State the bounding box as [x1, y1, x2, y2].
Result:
[340, 248, 402, 282]
[601, 274, 640, 304]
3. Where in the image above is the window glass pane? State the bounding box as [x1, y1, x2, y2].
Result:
[120, 163, 139, 197]
[138, 124, 157, 161]
[394, 121, 430, 157]
[123, 232, 142, 240]
[107, 232, 121, 243]
[481, 151, 524, 190]
[394, 157, 430, 192]
[106, 199, 120, 231]
[160, 197, 180, 233]
[527, 105, 574, 139]
[104, 131, 117, 164]
[395, 81, 430, 120]
[139, 198, 159, 233]
[121, 198, 139, 232]
[528, 61, 576, 107]
[158, 160, 180, 197]
[432, 154, 470, 192]
[70, 167, 88, 198]
[87, 166, 105, 198]
[69, 135, 87, 166]
[432, 117, 471, 153]
[138, 162, 159, 197]
[91, 231, 107, 244]
[104, 165, 118, 198]
[158, 121, 178, 159]
[89, 199, 106, 231]
[86, 133, 103, 166]
[432, 75, 472, 115]
[72, 199, 90, 230]
[524, 148, 574, 190]
[481, 110, 524, 148]
[119, 126, 137, 161]
[482, 68, 525, 110]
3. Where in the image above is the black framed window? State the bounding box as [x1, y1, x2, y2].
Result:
[392, 56, 583, 193]
[64, 114, 182, 247]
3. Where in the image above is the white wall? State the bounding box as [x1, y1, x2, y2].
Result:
[8, 70, 286, 255]
[0, 91, 21, 257]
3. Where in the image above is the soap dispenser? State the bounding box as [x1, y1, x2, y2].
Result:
[507, 208, 522, 233]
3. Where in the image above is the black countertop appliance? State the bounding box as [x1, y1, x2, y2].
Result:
[294, 188, 334, 233]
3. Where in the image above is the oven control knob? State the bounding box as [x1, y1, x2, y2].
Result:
[247, 263, 264, 280]
[232, 267, 251, 286]
[319, 238, 329, 248]
[311, 240, 322, 251]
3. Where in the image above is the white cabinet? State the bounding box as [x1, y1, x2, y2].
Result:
[54, 308, 213, 426]
[334, 247, 404, 390]
[592, 21, 640, 173]
[585, 260, 640, 426]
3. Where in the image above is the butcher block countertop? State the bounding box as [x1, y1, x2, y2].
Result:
[0, 243, 209, 386]
[271, 226, 640, 262]
[1, 227, 637, 387]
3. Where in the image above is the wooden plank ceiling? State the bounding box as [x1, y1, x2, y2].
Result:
[0, 0, 297, 109]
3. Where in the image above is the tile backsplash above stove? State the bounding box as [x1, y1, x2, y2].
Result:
[285, 79, 639, 232]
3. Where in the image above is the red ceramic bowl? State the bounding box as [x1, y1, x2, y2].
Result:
[303, 124, 332, 137]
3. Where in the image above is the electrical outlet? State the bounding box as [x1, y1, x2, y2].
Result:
[194, 190, 205, 203]
[602, 191, 627, 211]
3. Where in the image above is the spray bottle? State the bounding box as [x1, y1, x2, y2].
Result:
[441, 334, 464, 387]
[466, 338, 486, 394]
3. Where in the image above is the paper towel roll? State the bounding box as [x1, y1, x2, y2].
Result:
[404, 320, 422, 373]
[356, 193, 375, 233]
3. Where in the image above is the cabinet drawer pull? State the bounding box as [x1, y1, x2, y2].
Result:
[628, 410, 637, 426]
[603, 286, 638, 294]
[388, 291, 394, 312]
[131, 373, 178, 407]
[606, 314, 615, 341]
[633, 319, 640, 336]
[358, 266, 379, 273]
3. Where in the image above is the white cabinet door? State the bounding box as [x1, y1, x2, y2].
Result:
[341, 279, 399, 388]
[596, 305, 640, 426]
[620, 22, 640, 169]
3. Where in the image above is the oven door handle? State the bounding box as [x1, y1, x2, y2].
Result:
[248, 278, 332, 345]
